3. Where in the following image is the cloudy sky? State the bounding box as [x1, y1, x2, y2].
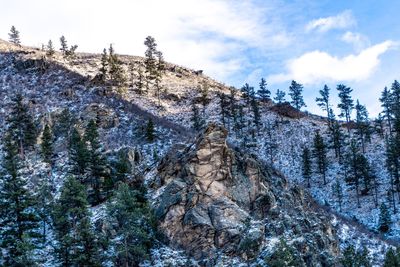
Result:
[1, 0, 399, 117]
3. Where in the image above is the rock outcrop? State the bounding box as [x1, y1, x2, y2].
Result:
[151, 123, 340, 266]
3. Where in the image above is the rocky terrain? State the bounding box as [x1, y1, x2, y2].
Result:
[0, 38, 398, 266]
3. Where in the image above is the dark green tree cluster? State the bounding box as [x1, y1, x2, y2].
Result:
[59, 35, 78, 59]
[9, 25, 21, 45]
[266, 239, 304, 266]
[144, 36, 165, 105]
[340, 245, 371, 267]
[288, 80, 306, 110]
[384, 248, 400, 266]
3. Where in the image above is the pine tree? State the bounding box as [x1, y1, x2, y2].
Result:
[41, 124, 53, 164]
[332, 178, 343, 211]
[337, 84, 354, 133]
[383, 248, 400, 267]
[114, 150, 131, 183]
[69, 127, 89, 176]
[385, 136, 398, 213]
[346, 139, 362, 208]
[54, 108, 75, 139]
[380, 86, 393, 134]
[229, 87, 237, 132]
[313, 131, 328, 185]
[330, 117, 344, 161]
[378, 203, 392, 233]
[241, 83, 255, 111]
[265, 122, 277, 165]
[135, 62, 145, 94]
[145, 119, 155, 142]
[108, 44, 126, 86]
[9, 25, 21, 45]
[258, 78, 270, 101]
[107, 183, 155, 266]
[52, 176, 102, 266]
[46, 40, 55, 57]
[154, 50, 165, 105]
[36, 173, 54, 244]
[391, 80, 400, 114]
[301, 147, 312, 188]
[288, 80, 306, 110]
[355, 100, 371, 153]
[0, 133, 40, 266]
[7, 93, 37, 158]
[341, 245, 371, 267]
[251, 96, 261, 131]
[274, 89, 286, 104]
[99, 48, 108, 83]
[266, 239, 303, 267]
[191, 102, 204, 131]
[218, 92, 228, 127]
[59, 35, 68, 56]
[85, 120, 111, 203]
[144, 36, 158, 89]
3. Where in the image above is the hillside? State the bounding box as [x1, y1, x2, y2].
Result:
[0, 38, 398, 266]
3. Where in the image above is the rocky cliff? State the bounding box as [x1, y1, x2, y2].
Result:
[149, 123, 340, 266]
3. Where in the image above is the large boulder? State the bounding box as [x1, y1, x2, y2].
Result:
[151, 123, 339, 266]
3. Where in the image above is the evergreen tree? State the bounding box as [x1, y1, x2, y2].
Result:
[41, 124, 53, 164]
[258, 78, 270, 101]
[114, 150, 131, 183]
[36, 173, 54, 244]
[332, 178, 343, 211]
[0, 133, 40, 266]
[54, 108, 75, 139]
[200, 82, 209, 114]
[385, 136, 398, 213]
[313, 131, 328, 185]
[265, 121, 277, 166]
[330, 118, 344, 160]
[301, 147, 312, 188]
[391, 80, 400, 114]
[46, 40, 55, 57]
[154, 50, 165, 105]
[241, 83, 255, 111]
[341, 245, 371, 267]
[135, 62, 145, 94]
[191, 102, 204, 131]
[266, 239, 303, 267]
[9, 25, 21, 45]
[52, 176, 102, 267]
[107, 183, 155, 266]
[378, 203, 392, 233]
[59, 35, 68, 56]
[337, 84, 354, 132]
[251, 96, 261, 130]
[7, 93, 37, 158]
[99, 48, 108, 83]
[316, 85, 331, 115]
[380, 86, 394, 134]
[274, 89, 286, 104]
[346, 140, 362, 208]
[383, 248, 400, 267]
[144, 36, 158, 88]
[288, 80, 306, 110]
[108, 44, 126, 85]
[355, 100, 371, 153]
[69, 128, 89, 176]
[145, 119, 155, 142]
[85, 120, 111, 203]
[218, 92, 228, 127]
[229, 87, 237, 132]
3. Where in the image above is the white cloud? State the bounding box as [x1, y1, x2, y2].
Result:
[306, 10, 355, 33]
[341, 31, 370, 51]
[268, 41, 395, 85]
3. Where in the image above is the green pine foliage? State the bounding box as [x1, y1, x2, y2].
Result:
[46, 40, 55, 57]
[337, 84, 354, 132]
[288, 80, 306, 110]
[258, 77, 270, 101]
[302, 147, 312, 188]
[378, 203, 392, 233]
[52, 176, 102, 267]
[191, 102, 204, 131]
[99, 48, 108, 83]
[107, 183, 155, 266]
[383, 248, 400, 267]
[341, 245, 371, 267]
[9, 25, 21, 45]
[53, 108, 75, 139]
[266, 239, 303, 267]
[69, 127, 90, 176]
[7, 93, 37, 157]
[85, 120, 111, 203]
[41, 124, 53, 164]
[313, 131, 328, 185]
[146, 119, 155, 142]
[108, 44, 126, 85]
[274, 89, 286, 104]
[0, 133, 40, 266]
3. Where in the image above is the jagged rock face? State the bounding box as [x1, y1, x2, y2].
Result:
[151, 123, 340, 265]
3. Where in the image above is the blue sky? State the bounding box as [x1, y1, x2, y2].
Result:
[1, 0, 399, 117]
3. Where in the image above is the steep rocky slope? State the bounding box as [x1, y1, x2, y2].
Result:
[148, 123, 339, 266]
[0, 39, 397, 265]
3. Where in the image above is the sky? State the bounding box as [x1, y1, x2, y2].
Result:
[1, 0, 399, 117]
